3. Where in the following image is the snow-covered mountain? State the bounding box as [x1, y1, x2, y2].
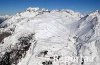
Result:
[0, 7, 100, 65]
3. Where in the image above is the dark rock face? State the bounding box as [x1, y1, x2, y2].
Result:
[0, 17, 8, 28]
[0, 52, 11, 65]
[0, 34, 34, 65]
[38, 50, 48, 57]
[42, 61, 52, 65]
[0, 18, 5, 24]
[0, 32, 11, 43]
[0, 19, 3, 24]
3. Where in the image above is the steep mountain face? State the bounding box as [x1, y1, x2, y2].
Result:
[0, 7, 100, 65]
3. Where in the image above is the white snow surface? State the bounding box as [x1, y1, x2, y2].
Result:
[0, 7, 100, 65]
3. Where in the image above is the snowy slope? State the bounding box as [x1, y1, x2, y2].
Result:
[0, 7, 100, 65]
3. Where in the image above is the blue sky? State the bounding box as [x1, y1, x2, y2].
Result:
[0, 0, 100, 15]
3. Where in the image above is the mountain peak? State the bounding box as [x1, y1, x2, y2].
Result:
[95, 10, 100, 14]
[26, 7, 49, 12]
[92, 10, 100, 15]
[26, 7, 40, 12]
